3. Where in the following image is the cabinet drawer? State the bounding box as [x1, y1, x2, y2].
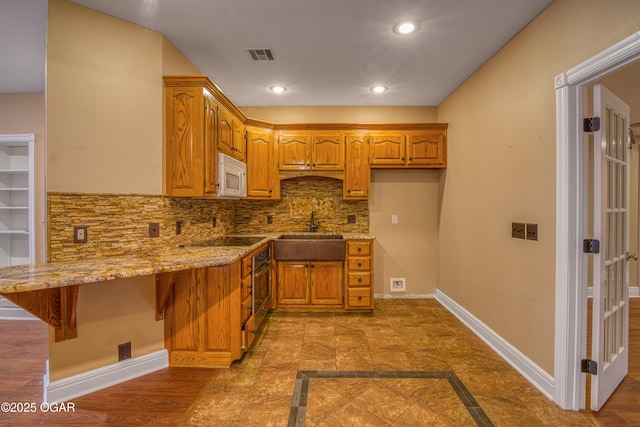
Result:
[348, 257, 370, 271]
[241, 294, 252, 323]
[242, 314, 256, 351]
[241, 275, 252, 300]
[347, 241, 371, 256]
[347, 272, 371, 287]
[347, 287, 372, 308]
[241, 255, 253, 278]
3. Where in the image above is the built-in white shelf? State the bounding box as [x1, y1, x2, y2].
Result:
[0, 134, 35, 320]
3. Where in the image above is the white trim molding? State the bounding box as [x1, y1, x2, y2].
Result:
[434, 289, 554, 399]
[43, 350, 168, 403]
[374, 293, 435, 299]
[554, 31, 640, 410]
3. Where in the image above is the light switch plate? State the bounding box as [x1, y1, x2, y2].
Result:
[391, 214, 399, 225]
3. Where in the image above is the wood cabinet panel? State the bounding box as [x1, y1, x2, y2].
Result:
[407, 132, 445, 166]
[369, 128, 447, 168]
[344, 133, 370, 199]
[157, 261, 242, 368]
[347, 287, 372, 308]
[369, 133, 405, 166]
[165, 86, 205, 196]
[277, 261, 310, 305]
[312, 134, 344, 170]
[310, 261, 343, 305]
[247, 126, 278, 199]
[278, 133, 311, 170]
[217, 106, 246, 162]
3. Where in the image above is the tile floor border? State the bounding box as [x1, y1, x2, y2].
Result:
[288, 370, 495, 427]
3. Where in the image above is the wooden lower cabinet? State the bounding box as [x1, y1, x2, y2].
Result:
[157, 261, 242, 368]
[345, 240, 374, 310]
[277, 261, 343, 308]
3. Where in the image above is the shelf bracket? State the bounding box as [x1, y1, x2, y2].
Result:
[2, 285, 79, 342]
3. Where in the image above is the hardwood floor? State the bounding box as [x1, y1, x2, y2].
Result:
[0, 298, 637, 426]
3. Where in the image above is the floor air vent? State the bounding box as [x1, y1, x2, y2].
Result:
[247, 49, 274, 61]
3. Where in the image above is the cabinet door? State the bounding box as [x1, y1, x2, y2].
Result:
[277, 261, 310, 304]
[246, 127, 277, 199]
[163, 269, 200, 353]
[344, 133, 370, 199]
[278, 133, 312, 170]
[203, 94, 218, 195]
[165, 86, 204, 196]
[369, 133, 406, 166]
[217, 106, 235, 157]
[232, 122, 247, 162]
[312, 133, 344, 170]
[310, 261, 343, 305]
[407, 131, 446, 167]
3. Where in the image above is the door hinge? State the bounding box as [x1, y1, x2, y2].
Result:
[583, 117, 601, 132]
[581, 359, 598, 375]
[583, 239, 600, 254]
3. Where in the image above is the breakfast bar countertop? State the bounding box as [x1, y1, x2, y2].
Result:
[0, 233, 375, 294]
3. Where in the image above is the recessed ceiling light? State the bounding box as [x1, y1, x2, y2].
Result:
[269, 85, 287, 94]
[393, 21, 419, 35]
[370, 85, 388, 94]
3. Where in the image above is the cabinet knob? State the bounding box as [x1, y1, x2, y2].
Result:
[358, 296, 362, 300]
[269, 189, 273, 193]
[358, 278, 362, 282]
[357, 262, 362, 267]
[357, 247, 362, 252]
[401, 157, 405, 160]
[347, 189, 351, 193]
[409, 157, 413, 160]
[311, 264, 315, 268]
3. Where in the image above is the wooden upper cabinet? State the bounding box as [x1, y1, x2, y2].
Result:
[344, 133, 370, 200]
[369, 133, 406, 166]
[407, 131, 446, 167]
[203, 93, 218, 195]
[165, 83, 206, 197]
[278, 132, 312, 170]
[312, 133, 344, 170]
[278, 131, 344, 171]
[369, 127, 447, 168]
[246, 126, 279, 199]
[218, 106, 246, 162]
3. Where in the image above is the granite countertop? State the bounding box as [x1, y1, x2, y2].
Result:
[0, 233, 374, 294]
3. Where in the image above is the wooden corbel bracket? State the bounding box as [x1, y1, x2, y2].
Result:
[2, 285, 79, 342]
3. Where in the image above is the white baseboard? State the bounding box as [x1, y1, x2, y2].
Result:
[0, 296, 37, 320]
[374, 293, 435, 299]
[434, 289, 555, 401]
[44, 349, 168, 403]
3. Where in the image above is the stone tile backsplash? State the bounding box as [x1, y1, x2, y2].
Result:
[48, 179, 368, 261]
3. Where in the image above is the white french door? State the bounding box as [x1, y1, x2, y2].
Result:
[591, 84, 631, 411]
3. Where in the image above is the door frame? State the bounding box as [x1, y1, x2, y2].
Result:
[554, 31, 640, 410]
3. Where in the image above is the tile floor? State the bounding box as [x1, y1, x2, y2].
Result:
[182, 299, 596, 426]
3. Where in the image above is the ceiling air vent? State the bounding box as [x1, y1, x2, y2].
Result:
[247, 49, 274, 61]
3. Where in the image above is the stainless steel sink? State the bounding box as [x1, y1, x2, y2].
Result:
[274, 234, 345, 260]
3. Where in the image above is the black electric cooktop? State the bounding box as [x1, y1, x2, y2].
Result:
[187, 236, 265, 247]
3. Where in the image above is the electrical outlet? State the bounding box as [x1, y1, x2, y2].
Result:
[148, 223, 160, 238]
[526, 223, 538, 241]
[175, 221, 182, 235]
[212, 217, 217, 227]
[390, 277, 406, 293]
[512, 222, 525, 239]
[118, 342, 131, 361]
[74, 226, 87, 243]
[347, 214, 356, 224]
[267, 215, 273, 224]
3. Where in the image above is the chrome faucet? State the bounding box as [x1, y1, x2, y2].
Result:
[309, 211, 320, 232]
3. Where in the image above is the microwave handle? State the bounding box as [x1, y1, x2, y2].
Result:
[240, 170, 247, 194]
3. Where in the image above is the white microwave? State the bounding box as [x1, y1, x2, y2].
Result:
[217, 153, 247, 199]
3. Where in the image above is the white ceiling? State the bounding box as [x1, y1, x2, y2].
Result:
[2, 0, 555, 106]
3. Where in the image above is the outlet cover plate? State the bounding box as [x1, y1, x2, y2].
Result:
[512, 222, 525, 239]
[74, 226, 88, 243]
[347, 214, 356, 224]
[149, 223, 160, 238]
[118, 342, 131, 361]
[526, 223, 538, 241]
[390, 277, 406, 293]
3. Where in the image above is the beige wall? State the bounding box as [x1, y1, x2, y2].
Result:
[436, 0, 640, 374]
[48, 276, 164, 381]
[244, 106, 440, 296]
[0, 93, 46, 262]
[47, 0, 163, 194]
